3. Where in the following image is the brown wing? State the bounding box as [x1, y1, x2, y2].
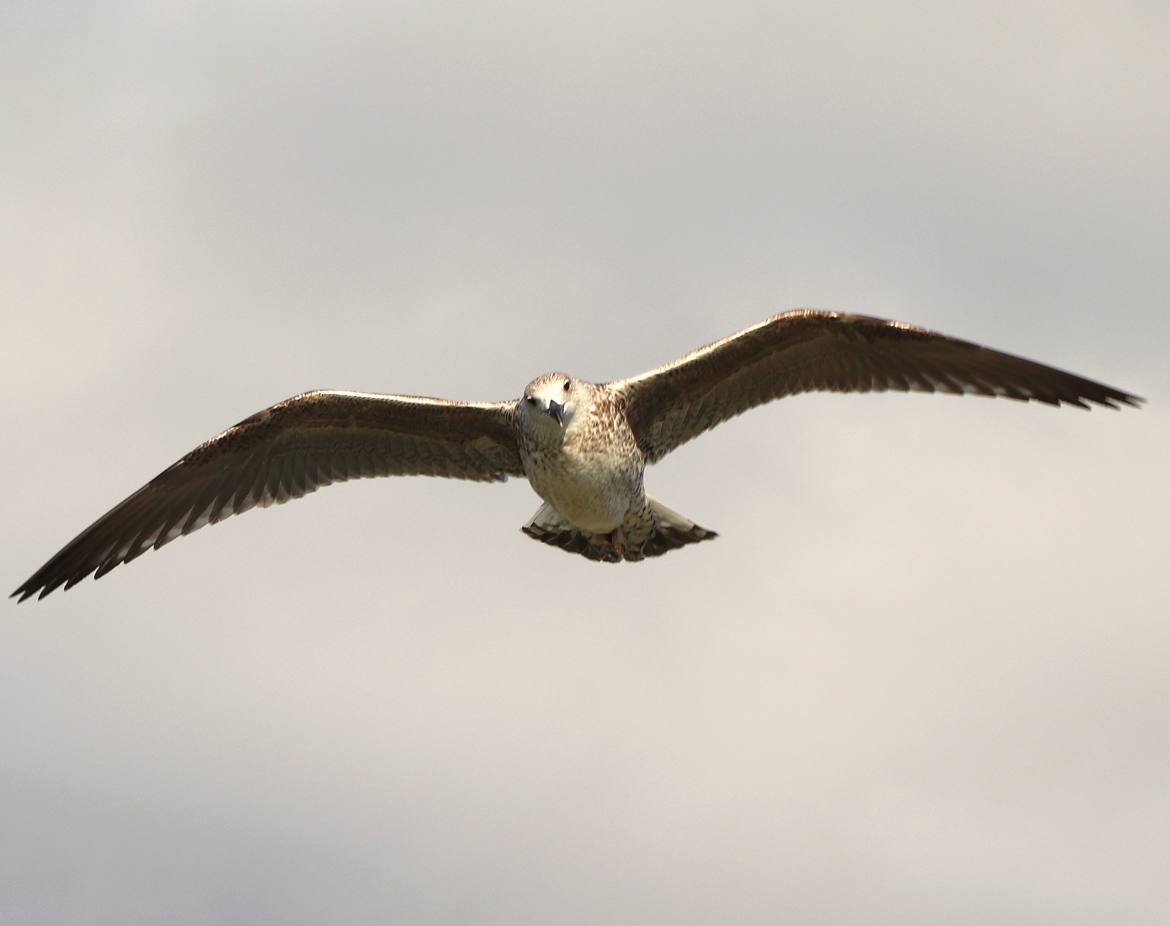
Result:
[614, 310, 1142, 462]
[13, 390, 523, 601]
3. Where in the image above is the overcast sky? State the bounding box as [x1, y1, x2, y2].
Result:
[3, 2, 1168, 923]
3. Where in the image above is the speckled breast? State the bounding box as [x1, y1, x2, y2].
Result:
[523, 405, 645, 534]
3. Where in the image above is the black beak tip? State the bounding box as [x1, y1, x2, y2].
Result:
[547, 399, 564, 424]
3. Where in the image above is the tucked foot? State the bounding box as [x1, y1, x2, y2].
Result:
[606, 526, 627, 557]
[521, 499, 717, 563]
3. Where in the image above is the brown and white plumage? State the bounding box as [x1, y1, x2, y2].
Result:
[13, 391, 522, 600]
[614, 310, 1140, 462]
[13, 310, 1141, 600]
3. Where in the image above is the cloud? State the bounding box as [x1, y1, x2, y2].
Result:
[2, 2, 1167, 923]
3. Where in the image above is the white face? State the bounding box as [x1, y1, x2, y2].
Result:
[521, 374, 577, 438]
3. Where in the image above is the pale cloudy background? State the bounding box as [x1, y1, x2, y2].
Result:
[2, 2, 1168, 923]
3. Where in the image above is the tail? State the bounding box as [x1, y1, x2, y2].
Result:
[521, 498, 717, 563]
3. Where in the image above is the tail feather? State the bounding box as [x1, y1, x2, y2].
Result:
[521, 498, 717, 564]
[630, 498, 717, 560]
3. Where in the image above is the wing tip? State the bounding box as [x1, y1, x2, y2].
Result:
[1064, 388, 1144, 411]
[10, 582, 55, 603]
[11, 564, 99, 603]
[10, 577, 46, 603]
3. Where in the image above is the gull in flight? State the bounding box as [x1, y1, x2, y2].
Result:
[13, 310, 1141, 600]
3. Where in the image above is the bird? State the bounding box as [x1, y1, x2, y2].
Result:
[12, 310, 1141, 600]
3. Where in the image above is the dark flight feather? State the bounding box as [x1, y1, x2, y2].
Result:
[614, 311, 1142, 462]
[13, 391, 521, 601]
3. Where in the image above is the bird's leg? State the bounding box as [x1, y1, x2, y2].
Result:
[608, 526, 627, 557]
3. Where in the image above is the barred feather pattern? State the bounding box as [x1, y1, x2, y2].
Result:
[614, 310, 1143, 462]
[13, 390, 522, 600]
[521, 499, 716, 563]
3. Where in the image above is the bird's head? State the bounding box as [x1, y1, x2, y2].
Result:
[520, 372, 579, 442]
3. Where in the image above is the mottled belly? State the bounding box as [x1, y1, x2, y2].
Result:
[526, 453, 640, 534]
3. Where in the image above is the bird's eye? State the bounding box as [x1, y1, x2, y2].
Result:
[563, 380, 571, 392]
[526, 396, 537, 405]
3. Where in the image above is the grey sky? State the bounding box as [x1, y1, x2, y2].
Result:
[3, 2, 1168, 923]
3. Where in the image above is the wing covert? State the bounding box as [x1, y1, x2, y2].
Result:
[13, 390, 522, 600]
[613, 310, 1141, 462]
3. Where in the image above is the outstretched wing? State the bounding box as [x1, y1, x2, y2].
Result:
[613, 310, 1142, 462]
[13, 390, 522, 600]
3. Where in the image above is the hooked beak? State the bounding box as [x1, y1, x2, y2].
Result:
[546, 398, 565, 425]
